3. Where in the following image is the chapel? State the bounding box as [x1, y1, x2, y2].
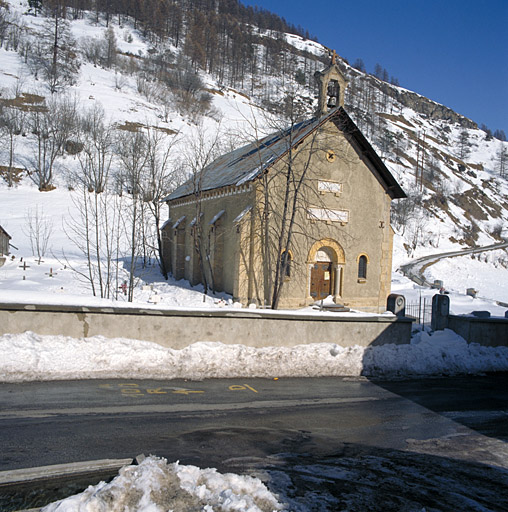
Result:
[161, 56, 406, 311]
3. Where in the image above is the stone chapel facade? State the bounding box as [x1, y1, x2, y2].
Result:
[161, 59, 405, 312]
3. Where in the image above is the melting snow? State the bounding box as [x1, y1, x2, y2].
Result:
[42, 456, 283, 512]
[1, 328, 507, 383]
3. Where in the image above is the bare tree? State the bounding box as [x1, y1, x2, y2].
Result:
[496, 143, 508, 178]
[24, 206, 53, 260]
[103, 25, 117, 68]
[26, 94, 78, 191]
[265, 99, 321, 309]
[0, 102, 24, 187]
[0, 1, 12, 47]
[163, 55, 213, 119]
[60, 105, 125, 299]
[25, 1, 79, 93]
[64, 185, 125, 299]
[79, 27, 117, 69]
[241, 85, 331, 309]
[41, 0, 80, 93]
[457, 129, 470, 161]
[115, 129, 150, 301]
[183, 123, 224, 295]
[140, 126, 183, 279]
[76, 103, 114, 193]
[391, 187, 423, 238]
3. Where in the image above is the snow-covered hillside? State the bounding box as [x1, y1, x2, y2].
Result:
[0, 0, 507, 309]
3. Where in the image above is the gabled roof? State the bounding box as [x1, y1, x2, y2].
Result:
[165, 107, 405, 202]
[0, 225, 11, 239]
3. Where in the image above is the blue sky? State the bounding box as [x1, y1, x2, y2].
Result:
[242, 0, 508, 134]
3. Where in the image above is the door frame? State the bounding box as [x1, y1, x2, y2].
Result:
[306, 238, 345, 303]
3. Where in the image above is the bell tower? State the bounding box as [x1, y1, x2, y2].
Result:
[315, 50, 348, 116]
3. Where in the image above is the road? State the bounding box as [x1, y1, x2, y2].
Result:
[399, 239, 508, 290]
[1, 376, 508, 510]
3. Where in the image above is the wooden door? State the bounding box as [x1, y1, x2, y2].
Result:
[310, 262, 332, 299]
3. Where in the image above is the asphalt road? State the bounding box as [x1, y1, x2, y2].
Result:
[1, 375, 508, 510]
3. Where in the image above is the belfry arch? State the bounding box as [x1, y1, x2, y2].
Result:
[314, 50, 348, 116]
[307, 238, 345, 301]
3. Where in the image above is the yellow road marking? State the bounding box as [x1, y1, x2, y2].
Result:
[121, 388, 144, 396]
[172, 389, 205, 395]
[229, 384, 258, 393]
[99, 382, 261, 397]
[147, 388, 167, 394]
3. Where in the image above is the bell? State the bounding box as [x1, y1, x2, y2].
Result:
[327, 96, 337, 108]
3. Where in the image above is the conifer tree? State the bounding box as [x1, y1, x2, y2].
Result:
[497, 144, 508, 177]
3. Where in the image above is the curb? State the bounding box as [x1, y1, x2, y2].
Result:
[0, 458, 134, 487]
[1, 458, 133, 512]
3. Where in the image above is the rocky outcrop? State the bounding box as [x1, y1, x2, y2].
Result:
[342, 65, 477, 129]
[393, 87, 477, 129]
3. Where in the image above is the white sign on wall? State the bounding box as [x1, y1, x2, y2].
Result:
[318, 181, 342, 194]
[307, 208, 349, 224]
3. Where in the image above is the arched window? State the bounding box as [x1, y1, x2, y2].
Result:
[281, 250, 292, 278]
[358, 255, 368, 280]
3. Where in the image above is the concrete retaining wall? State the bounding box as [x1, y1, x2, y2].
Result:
[0, 303, 413, 348]
[448, 315, 508, 347]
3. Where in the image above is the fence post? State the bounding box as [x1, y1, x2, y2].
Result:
[387, 294, 406, 317]
[431, 294, 450, 331]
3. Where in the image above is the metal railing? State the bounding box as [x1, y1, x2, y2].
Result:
[405, 298, 432, 328]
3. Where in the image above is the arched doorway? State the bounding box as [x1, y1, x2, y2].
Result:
[307, 239, 345, 301]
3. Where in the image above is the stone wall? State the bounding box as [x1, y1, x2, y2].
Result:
[447, 315, 508, 347]
[430, 293, 508, 347]
[0, 303, 413, 349]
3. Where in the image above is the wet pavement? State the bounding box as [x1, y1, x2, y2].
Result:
[1, 374, 507, 510]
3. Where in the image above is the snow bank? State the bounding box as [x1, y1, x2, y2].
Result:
[42, 455, 283, 512]
[363, 329, 508, 377]
[1, 329, 507, 382]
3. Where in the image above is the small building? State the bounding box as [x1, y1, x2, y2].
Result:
[0, 225, 11, 257]
[162, 57, 405, 312]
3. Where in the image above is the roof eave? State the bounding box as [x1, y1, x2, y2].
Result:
[335, 107, 406, 199]
[0, 226, 11, 239]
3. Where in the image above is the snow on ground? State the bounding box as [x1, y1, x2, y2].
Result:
[1, 185, 508, 387]
[391, 272, 508, 317]
[41, 448, 508, 512]
[0, 253, 222, 310]
[42, 455, 283, 512]
[423, 250, 508, 305]
[1, 328, 507, 383]
[2, 184, 507, 314]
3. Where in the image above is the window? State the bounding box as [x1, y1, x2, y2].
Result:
[358, 255, 367, 280]
[281, 250, 292, 278]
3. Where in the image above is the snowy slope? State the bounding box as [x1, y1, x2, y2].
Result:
[0, 0, 507, 311]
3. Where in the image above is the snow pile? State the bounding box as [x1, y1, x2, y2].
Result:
[42, 456, 283, 512]
[1, 330, 507, 382]
[364, 329, 508, 378]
